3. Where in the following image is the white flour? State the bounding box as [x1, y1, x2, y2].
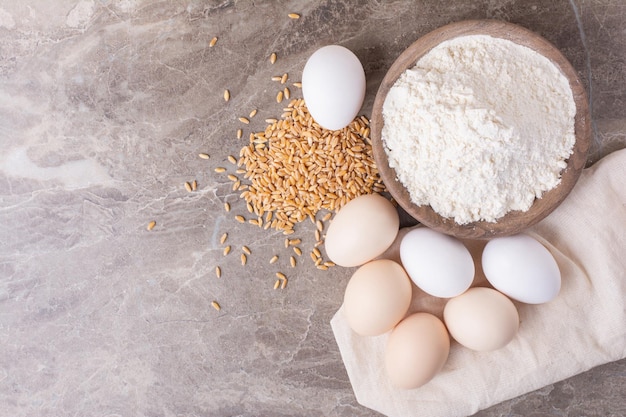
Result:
[382, 34, 576, 224]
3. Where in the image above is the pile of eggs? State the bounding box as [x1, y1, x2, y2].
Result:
[325, 194, 562, 390]
[299, 45, 561, 390]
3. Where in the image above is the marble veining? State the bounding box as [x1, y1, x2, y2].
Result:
[1, 1, 624, 416]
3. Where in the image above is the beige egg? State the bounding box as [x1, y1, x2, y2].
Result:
[443, 287, 519, 351]
[325, 194, 399, 267]
[384, 313, 450, 390]
[343, 259, 412, 336]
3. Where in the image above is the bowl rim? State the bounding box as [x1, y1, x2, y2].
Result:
[370, 19, 591, 239]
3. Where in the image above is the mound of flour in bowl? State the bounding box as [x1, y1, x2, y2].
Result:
[382, 34, 576, 224]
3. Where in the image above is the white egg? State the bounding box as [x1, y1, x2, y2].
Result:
[400, 228, 474, 298]
[302, 45, 366, 130]
[482, 234, 561, 304]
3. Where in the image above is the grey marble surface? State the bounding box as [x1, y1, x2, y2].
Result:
[1, 1, 625, 416]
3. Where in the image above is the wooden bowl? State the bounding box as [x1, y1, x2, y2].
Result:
[371, 20, 591, 239]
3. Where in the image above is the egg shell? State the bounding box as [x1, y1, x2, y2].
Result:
[399, 227, 474, 298]
[325, 194, 399, 267]
[302, 45, 366, 130]
[384, 313, 450, 390]
[443, 287, 519, 351]
[343, 259, 412, 336]
[482, 234, 561, 304]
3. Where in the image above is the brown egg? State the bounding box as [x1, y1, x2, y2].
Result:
[384, 313, 450, 389]
[343, 259, 412, 336]
[443, 287, 519, 351]
[325, 194, 399, 267]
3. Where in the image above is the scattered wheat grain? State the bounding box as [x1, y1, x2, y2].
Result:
[236, 100, 385, 235]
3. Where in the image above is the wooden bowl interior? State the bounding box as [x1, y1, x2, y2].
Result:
[371, 20, 591, 239]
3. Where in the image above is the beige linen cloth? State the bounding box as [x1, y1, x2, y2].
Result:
[331, 149, 626, 417]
